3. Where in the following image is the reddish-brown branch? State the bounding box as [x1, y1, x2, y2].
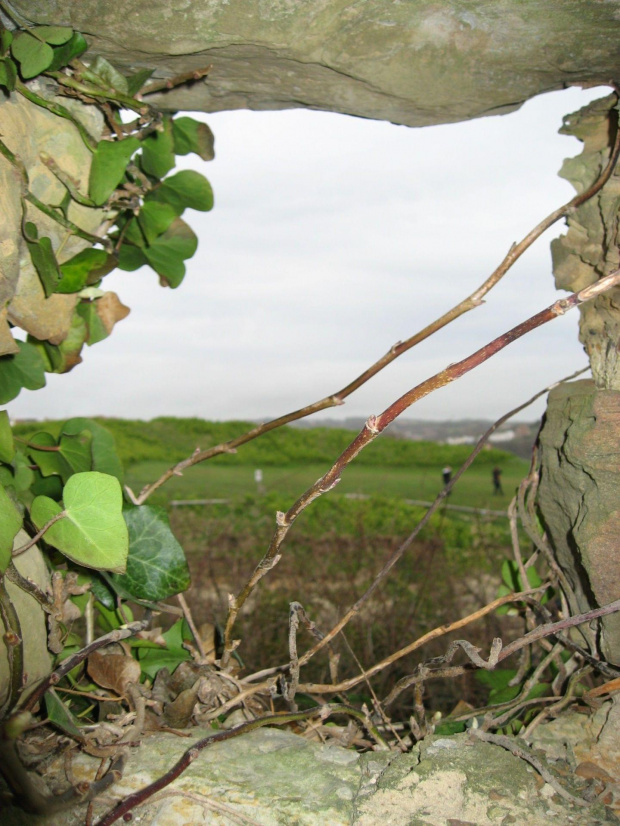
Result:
[127, 106, 620, 506]
[221, 271, 620, 661]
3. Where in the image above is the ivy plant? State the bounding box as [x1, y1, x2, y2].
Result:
[0, 17, 214, 404]
[0, 18, 206, 731]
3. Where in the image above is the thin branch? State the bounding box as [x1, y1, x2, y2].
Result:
[222, 273, 620, 661]
[296, 590, 544, 695]
[496, 598, 620, 664]
[139, 65, 212, 96]
[469, 729, 590, 807]
[131, 104, 620, 506]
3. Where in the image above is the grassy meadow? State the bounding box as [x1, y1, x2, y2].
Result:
[15, 416, 534, 714]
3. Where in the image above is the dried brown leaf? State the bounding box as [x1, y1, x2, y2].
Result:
[87, 649, 141, 695]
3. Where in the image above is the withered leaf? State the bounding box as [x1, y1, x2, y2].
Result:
[87, 649, 141, 695]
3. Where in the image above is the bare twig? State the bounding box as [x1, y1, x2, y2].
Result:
[222, 274, 620, 662]
[177, 593, 207, 662]
[139, 66, 212, 96]
[296, 590, 543, 694]
[469, 729, 590, 806]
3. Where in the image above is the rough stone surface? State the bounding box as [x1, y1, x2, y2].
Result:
[9, 1, 620, 126]
[537, 379, 620, 664]
[3, 725, 617, 826]
[0, 532, 51, 710]
[551, 94, 620, 390]
[0, 81, 104, 355]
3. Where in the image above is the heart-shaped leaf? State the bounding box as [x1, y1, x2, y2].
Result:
[0, 342, 46, 404]
[172, 116, 215, 161]
[61, 418, 123, 482]
[0, 484, 22, 573]
[117, 243, 147, 272]
[112, 505, 190, 601]
[36, 26, 73, 46]
[31, 472, 128, 572]
[147, 170, 213, 215]
[89, 137, 139, 205]
[11, 32, 53, 78]
[143, 218, 198, 288]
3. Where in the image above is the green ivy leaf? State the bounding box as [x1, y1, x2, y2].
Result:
[172, 116, 215, 161]
[125, 68, 153, 97]
[24, 222, 62, 297]
[138, 619, 192, 678]
[0, 410, 14, 463]
[88, 137, 139, 206]
[143, 218, 198, 288]
[140, 117, 176, 179]
[47, 31, 88, 72]
[30, 469, 63, 500]
[112, 505, 190, 601]
[11, 31, 54, 78]
[58, 430, 93, 475]
[11, 451, 35, 494]
[57, 248, 116, 293]
[117, 243, 147, 271]
[0, 56, 17, 91]
[147, 170, 214, 215]
[76, 300, 109, 346]
[61, 418, 124, 482]
[26, 431, 71, 481]
[0, 28, 13, 54]
[0, 341, 46, 404]
[44, 689, 82, 737]
[124, 201, 178, 247]
[88, 55, 129, 94]
[31, 472, 128, 573]
[35, 26, 73, 46]
[0, 484, 22, 573]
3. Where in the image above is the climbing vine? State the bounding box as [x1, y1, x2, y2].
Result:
[0, 17, 214, 403]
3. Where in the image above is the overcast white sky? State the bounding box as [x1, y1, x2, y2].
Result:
[7, 85, 610, 425]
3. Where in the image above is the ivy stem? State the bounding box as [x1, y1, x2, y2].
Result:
[11, 510, 68, 558]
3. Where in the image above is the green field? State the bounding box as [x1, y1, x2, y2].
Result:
[126, 458, 527, 513]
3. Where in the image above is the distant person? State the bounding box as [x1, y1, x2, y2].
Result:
[492, 466, 503, 495]
[442, 465, 452, 486]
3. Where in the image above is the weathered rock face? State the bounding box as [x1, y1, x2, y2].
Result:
[3, 725, 617, 826]
[537, 380, 620, 665]
[552, 94, 620, 391]
[9, 1, 620, 126]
